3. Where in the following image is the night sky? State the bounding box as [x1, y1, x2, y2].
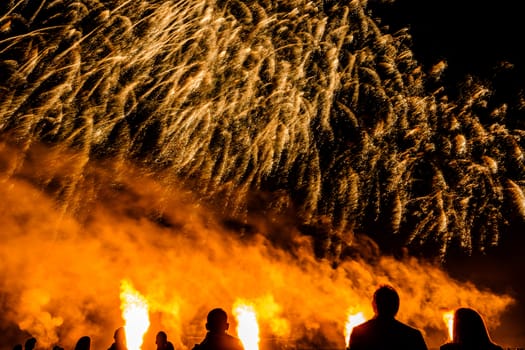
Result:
[370, 0, 525, 130]
[371, 0, 524, 77]
[370, 0, 525, 344]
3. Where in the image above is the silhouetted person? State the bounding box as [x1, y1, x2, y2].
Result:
[192, 308, 244, 350]
[156, 331, 174, 350]
[440, 308, 503, 350]
[24, 338, 37, 350]
[13, 344, 22, 350]
[348, 285, 428, 350]
[108, 327, 127, 350]
[53, 345, 64, 350]
[75, 336, 91, 350]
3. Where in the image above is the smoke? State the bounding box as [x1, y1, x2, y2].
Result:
[0, 142, 515, 350]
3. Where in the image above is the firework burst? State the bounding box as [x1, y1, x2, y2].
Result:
[1, 0, 524, 258]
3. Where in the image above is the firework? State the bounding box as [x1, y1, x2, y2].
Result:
[1, 2, 524, 258]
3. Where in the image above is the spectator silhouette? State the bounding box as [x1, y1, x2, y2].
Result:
[53, 345, 64, 350]
[156, 331, 174, 350]
[24, 338, 37, 350]
[348, 285, 428, 350]
[75, 336, 91, 350]
[192, 308, 244, 350]
[13, 344, 23, 350]
[108, 327, 127, 350]
[440, 308, 503, 350]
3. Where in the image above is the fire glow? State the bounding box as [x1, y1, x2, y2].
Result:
[0, 151, 516, 349]
[233, 302, 260, 350]
[120, 280, 150, 350]
[344, 312, 366, 347]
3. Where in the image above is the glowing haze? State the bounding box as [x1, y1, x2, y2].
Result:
[0, 147, 515, 349]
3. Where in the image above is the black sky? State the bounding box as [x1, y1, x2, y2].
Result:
[368, 1, 525, 345]
[371, 0, 524, 76]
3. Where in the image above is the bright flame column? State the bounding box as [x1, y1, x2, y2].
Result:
[120, 279, 151, 350]
[443, 310, 454, 341]
[344, 312, 366, 348]
[233, 302, 260, 350]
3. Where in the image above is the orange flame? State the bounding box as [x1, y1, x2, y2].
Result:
[344, 312, 366, 348]
[120, 280, 150, 350]
[443, 310, 454, 341]
[233, 301, 260, 350]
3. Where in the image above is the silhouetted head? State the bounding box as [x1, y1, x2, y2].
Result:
[156, 331, 168, 348]
[114, 327, 126, 344]
[75, 336, 91, 350]
[453, 308, 493, 346]
[13, 344, 23, 350]
[206, 308, 229, 333]
[24, 338, 37, 350]
[372, 285, 400, 318]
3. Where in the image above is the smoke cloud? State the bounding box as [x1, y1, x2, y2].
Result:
[0, 143, 515, 350]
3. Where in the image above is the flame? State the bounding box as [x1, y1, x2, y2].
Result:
[443, 310, 454, 341]
[233, 301, 260, 350]
[120, 280, 150, 350]
[344, 312, 366, 348]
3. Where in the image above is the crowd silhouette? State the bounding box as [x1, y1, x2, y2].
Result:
[75, 337, 91, 350]
[9, 290, 510, 350]
[348, 285, 428, 350]
[440, 308, 504, 350]
[347, 285, 506, 350]
[107, 328, 126, 350]
[156, 332, 174, 350]
[192, 308, 244, 350]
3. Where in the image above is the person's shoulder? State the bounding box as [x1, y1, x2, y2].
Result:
[439, 343, 460, 350]
[356, 318, 376, 328]
[225, 333, 241, 341]
[352, 319, 375, 332]
[393, 319, 423, 333]
[225, 333, 244, 350]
